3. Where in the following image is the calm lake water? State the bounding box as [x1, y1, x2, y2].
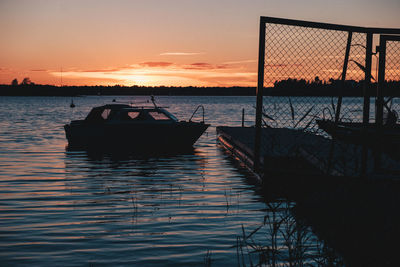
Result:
[0, 96, 341, 266]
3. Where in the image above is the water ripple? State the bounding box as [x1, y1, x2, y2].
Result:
[0, 96, 338, 266]
[0, 96, 269, 266]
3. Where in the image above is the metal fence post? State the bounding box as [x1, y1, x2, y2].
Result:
[374, 36, 387, 172]
[334, 31, 352, 123]
[327, 31, 352, 174]
[254, 18, 266, 173]
[376, 37, 386, 126]
[363, 33, 373, 125]
[361, 32, 373, 177]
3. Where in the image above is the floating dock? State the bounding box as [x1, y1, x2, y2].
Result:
[217, 126, 400, 180]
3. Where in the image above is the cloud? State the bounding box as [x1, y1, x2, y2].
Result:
[216, 64, 229, 69]
[183, 62, 237, 70]
[185, 62, 214, 70]
[160, 52, 204, 56]
[30, 69, 49, 72]
[80, 68, 125, 73]
[223, 59, 257, 65]
[140, 62, 173, 67]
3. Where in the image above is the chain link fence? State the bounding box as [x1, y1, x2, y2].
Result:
[255, 17, 400, 177]
[262, 23, 367, 132]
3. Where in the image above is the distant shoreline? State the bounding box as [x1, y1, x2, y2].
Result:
[1, 82, 399, 97]
[0, 84, 256, 96]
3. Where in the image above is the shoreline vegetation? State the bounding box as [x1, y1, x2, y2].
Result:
[1, 78, 399, 96]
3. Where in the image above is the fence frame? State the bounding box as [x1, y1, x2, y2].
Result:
[254, 16, 400, 173]
[376, 35, 400, 125]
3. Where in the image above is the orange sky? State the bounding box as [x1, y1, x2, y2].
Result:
[0, 0, 399, 87]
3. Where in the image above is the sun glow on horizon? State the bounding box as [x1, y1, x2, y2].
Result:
[46, 61, 258, 87]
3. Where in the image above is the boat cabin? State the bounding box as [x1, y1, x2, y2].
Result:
[84, 104, 179, 123]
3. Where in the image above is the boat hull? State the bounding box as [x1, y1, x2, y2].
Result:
[316, 119, 400, 158]
[64, 121, 209, 151]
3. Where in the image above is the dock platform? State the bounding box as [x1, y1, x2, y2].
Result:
[217, 126, 400, 179]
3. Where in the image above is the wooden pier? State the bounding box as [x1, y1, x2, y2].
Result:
[217, 126, 400, 180]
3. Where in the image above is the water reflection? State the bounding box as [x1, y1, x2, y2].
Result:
[64, 148, 207, 181]
[67, 145, 201, 162]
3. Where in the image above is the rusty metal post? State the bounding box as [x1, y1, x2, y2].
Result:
[254, 18, 266, 173]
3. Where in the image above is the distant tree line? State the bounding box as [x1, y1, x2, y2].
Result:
[1, 78, 256, 96]
[1, 77, 399, 96]
[11, 77, 35, 86]
[269, 77, 400, 97]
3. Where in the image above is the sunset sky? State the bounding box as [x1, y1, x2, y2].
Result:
[1, 0, 399, 87]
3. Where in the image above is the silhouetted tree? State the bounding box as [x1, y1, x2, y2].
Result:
[21, 77, 31, 85]
[11, 78, 18, 86]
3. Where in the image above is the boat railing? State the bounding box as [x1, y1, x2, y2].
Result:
[189, 105, 205, 123]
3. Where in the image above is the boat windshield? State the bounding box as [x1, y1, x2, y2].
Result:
[127, 112, 140, 119]
[148, 111, 171, 120]
[85, 104, 131, 122]
[85, 105, 179, 122]
[102, 109, 111, 120]
[115, 109, 176, 122]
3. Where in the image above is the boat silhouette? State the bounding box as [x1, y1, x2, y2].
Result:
[64, 100, 209, 151]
